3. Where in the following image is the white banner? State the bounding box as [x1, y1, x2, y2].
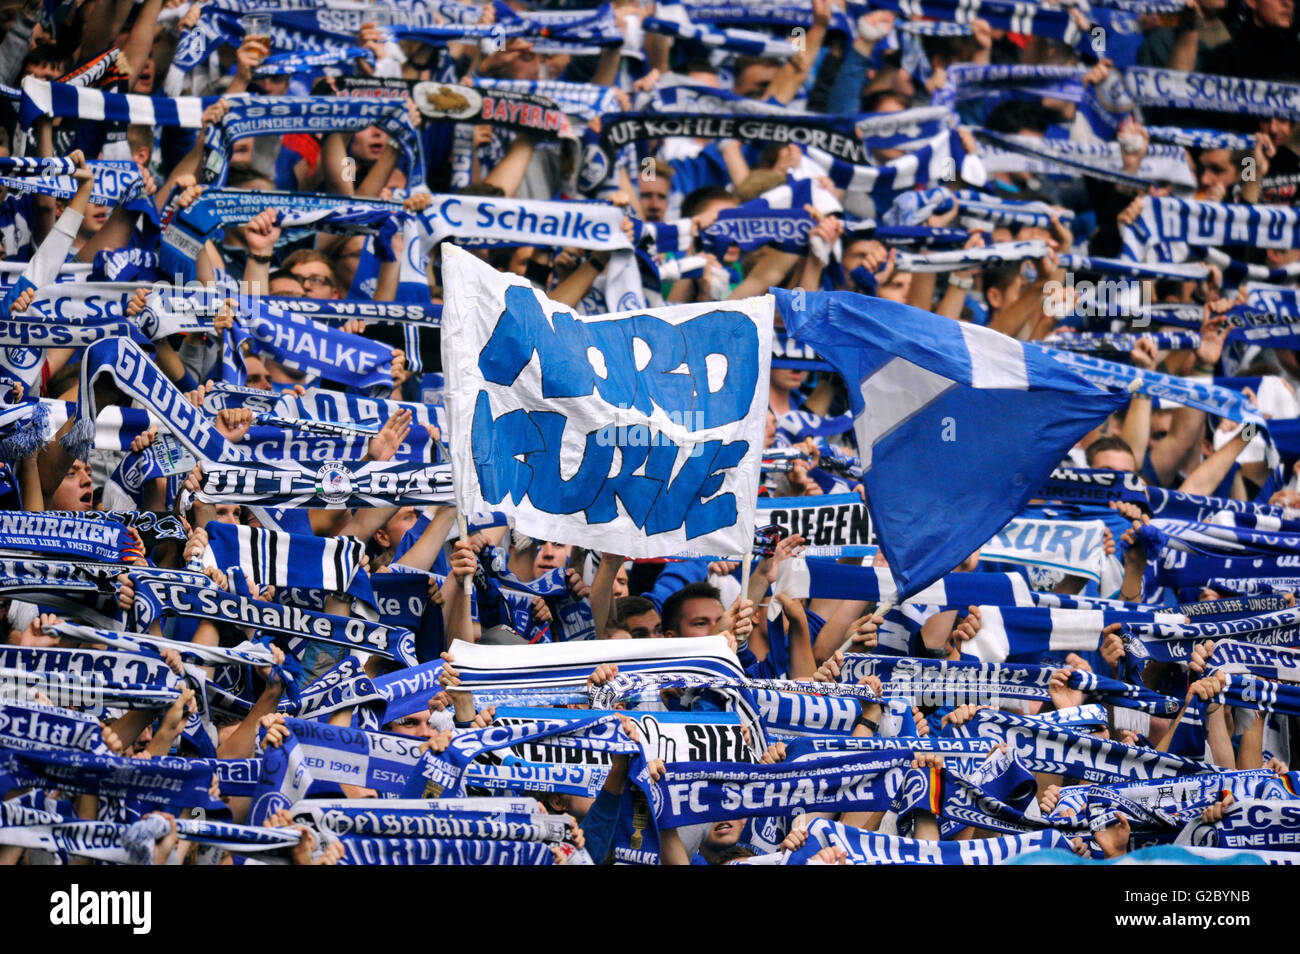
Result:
[440, 243, 773, 558]
[983, 517, 1117, 589]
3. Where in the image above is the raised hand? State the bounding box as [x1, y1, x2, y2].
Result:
[366, 409, 412, 462]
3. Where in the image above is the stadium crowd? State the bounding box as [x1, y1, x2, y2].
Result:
[0, 0, 1298, 866]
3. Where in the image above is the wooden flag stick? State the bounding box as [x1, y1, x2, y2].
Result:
[838, 600, 893, 655]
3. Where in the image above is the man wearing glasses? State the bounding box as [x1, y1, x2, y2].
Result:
[283, 249, 342, 300]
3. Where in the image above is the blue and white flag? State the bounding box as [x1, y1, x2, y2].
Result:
[440, 244, 773, 560]
[772, 290, 1126, 598]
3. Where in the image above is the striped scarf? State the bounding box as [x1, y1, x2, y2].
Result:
[1123, 67, 1300, 123]
[948, 707, 1219, 783]
[787, 818, 1072, 864]
[1121, 197, 1300, 262]
[204, 520, 372, 614]
[976, 129, 1191, 189]
[644, 6, 797, 57]
[895, 240, 1046, 274]
[1044, 331, 1203, 353]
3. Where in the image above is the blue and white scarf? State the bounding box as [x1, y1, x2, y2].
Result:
[0, 159, 147, 211]
[702, 184, 817, 256]
[807, 129, 963, 215]
[1145, 125, 1255, 152]
[1122, 197, 1300, 262]
[854, 0, 1085, 48]
[0, 747, 217, 809]
[1179, 595, 1292, 621]
[1123, 67, 1300, 123]
[195, 459, 455, 510]
[1137, 524, 1300, 590]
[128, 579, 417, 666]
[643, 9, 796, 57]
[1151, 518, 1300, 558]
[895, 240, 1048, 274]
[204, 520, 373, 614]
[776, 557, 1059, 608]
[953, 189, 1073, 230]
[964, 605, 1185, 676]
[1146, 485, 1290, 524]
[1050, 769, 1286, 824]
[840, 654, 1179, 714]
[401, 713, 658, 862]
[50, 622, 275, 670]
[0, 511, 137, 563]
[74, 337, 241, 464]
[252, 295, 443, 329]
[941, 63, 1086, 106]
[949, 708, 1219, 783]
[254, 46, 374, 77]
[784, 735, 998, 761]
[18, 76, 210, 134]
[1056, 254, 1210, 282]
[237, 300, 396, 393]
[1207, 639, 1300, 682]
[203, 383, 440, 435]
[1124, 606, 1300, 664]
[655, 751, 909, 828]
[277, 656, 386, 728]
[0, 645, 183, 711]
[0, 557, 177, 628]
[786, 817, 1072, 864]
[1175, 799, 1300, 853]
[1044, 347, 1266, 426]
[1045, 331, 1202, 353]
[248, 718, 420, 823]
[290, 798, 569, 842]
[1034, 467, 1149, 512]
[0, 698, 112, 754]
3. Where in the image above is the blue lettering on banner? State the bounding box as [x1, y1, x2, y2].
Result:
[470, 286, 759, 539]
[435, 198, 612, 243]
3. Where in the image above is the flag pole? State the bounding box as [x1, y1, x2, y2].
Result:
[456, 513, 471, 595]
